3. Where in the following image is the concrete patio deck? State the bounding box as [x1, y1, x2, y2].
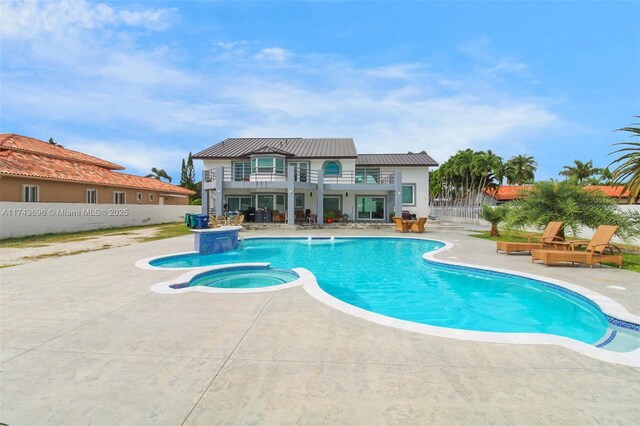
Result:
[1, 226, 639, 425]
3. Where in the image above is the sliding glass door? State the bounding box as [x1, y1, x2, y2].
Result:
[356, 196, 385, 220]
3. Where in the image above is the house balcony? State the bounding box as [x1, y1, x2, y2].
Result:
[203, 168, 396, 191]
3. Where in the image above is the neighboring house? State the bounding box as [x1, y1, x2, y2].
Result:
[193, 137, 438, 224]
[482, 184, 636, 206]
[481, 185, 533, 206]
[583, 185, 637, 204]
[0, 134, 194, 205]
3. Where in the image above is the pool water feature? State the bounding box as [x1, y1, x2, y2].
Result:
[146, 237, 640, 359]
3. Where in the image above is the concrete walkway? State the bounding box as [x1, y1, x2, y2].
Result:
[1, 227, 639, 425]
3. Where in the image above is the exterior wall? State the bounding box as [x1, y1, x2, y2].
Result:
[0, 201, 201, 239]
[0, 176, 189, 205]
[200, 158, 432, 221]
[398, 167, 430, 217]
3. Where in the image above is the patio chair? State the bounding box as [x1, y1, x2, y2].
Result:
[531, 225, 623, 268]
[410, 217, 427, 233]
[496, 221, 565, 254]
[393, 217, 409, 233]
[236, 214, 244, 225]
[307, 214, 317, 224]
[209, 215, 221, 228]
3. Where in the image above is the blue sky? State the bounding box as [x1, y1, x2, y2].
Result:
[1, 0, 639, 182]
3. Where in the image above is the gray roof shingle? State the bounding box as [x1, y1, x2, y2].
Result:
[356, 153, 438, 167]
[194, 138, 357, 159]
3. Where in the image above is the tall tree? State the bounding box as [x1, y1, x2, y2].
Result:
[609, 117, 640, 204]
[505, 154, 537, 185]
[559, 159, 600, 184]
[180, 159, 187, 187]
[186, 152, 196, 188]
[146, 167, 172, 182]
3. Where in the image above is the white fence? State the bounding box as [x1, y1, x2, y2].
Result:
[432, 204, 640, 244]
[430, 206, 487, 225]
[0, 202, 201, 239]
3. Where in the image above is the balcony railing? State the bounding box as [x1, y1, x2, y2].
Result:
[204, 168, 395, 185]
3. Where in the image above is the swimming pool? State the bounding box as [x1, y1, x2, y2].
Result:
[144, 237, 640, 362]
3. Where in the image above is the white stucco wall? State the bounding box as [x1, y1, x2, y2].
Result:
[398, 167, 430, 217]
[0, 202, 201, 239]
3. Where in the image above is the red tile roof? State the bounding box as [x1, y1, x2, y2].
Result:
[0, 135, 194, 195]
[484, 185, 532, 201]
[485, 184, 630, 201]
[583, 185, 631, 198]
[0, 133, 125, 170]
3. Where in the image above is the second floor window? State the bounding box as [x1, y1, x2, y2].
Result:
[355, 167, 380, 183]
[323, 161, 341, 176]
[233, 162, 251, 181]
[251, 157, 285, 174]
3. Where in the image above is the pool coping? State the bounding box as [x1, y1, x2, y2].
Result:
[138, 235, 640, 367]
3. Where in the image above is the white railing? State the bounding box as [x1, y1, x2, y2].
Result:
[204, 168, 395, 185]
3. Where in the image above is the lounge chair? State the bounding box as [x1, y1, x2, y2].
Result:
[531, 225, 623, 268]
[496, 221, 565, 254]
[393, 217, 409, 233]
[410, 217, 427, 233]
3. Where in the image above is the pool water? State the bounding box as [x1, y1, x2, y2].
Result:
[151, 237, 619, 345]
[187, 268, 298, 289]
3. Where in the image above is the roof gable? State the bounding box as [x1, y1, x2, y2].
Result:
[241, 145, 295, 157]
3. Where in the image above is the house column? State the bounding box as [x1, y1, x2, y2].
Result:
[215, 165, 224, 216]
[426, 167, 430, 217]
[201, 170, 208, 215]
[287, 165, 295, 225]
[317, 169, 324, 225]
[394, 169, 403, 220]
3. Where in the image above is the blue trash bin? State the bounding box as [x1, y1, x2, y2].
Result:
[195, 214, 209, 229]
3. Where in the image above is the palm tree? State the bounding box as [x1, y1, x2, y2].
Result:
[559, 160, 600, 185]
[609, 117, 640, 204]
[481, 204, 509, 237]
[146, 167, 172, 182]
[505, 154, 537, 185]
[506, 179, 639, 240]
[594, 167, 614, 185]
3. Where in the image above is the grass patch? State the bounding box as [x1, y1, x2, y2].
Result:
[0, 222, 189, 248]
[135, 222, 192, 242]
[471, 230, 640, 272]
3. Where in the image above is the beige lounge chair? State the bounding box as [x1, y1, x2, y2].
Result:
[496, 221, 565, 254]
[531, 225, 623, 268]
[393, 217, 409, 233]
[410, 217, 427, 233]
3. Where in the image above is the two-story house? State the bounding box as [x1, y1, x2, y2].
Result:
[194, 138, 438, 224]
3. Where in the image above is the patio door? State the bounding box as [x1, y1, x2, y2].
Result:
[255, 194, 286, 212]
[356, 196, 385, 220]
[323, 196, 341, 216]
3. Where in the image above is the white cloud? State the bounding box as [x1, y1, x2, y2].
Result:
[0, 0, 174, 40]
[255, 47, 291, 62]
[1, 4, 560, 174]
